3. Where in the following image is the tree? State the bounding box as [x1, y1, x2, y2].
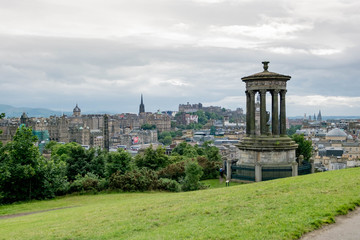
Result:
[172, 142, 196, 157]
[51, 142, 95, 181]
[0, 125, 67, 203]
[158, 131, 172, 145]
[291, 134, 312, 162]
[202, 141, 222, 162]
[287, 125, 301, 136]
[89, 148, 106, 178]
[141, 123, 156, 130]
[210, 126, 216, 135]
[106, 148, 132, 177]
[182, 160, 203, 191]
[135, 145, 169, 170]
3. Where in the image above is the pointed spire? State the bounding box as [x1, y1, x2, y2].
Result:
[139, 94, 145, 114]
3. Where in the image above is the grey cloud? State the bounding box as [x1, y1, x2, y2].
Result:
[0, 1, 359, 115]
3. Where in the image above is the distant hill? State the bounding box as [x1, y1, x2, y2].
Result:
[0, 104, 70, 118]
[0, 104, 115, 118]
[289, 116, 360, 120]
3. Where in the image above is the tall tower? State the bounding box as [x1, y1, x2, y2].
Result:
[317, 110, 322, 121]
[139, 94, 145, 114]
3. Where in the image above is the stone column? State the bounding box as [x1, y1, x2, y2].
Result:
[259, 89, 267, 135]
[226, 160, 232, 181]
[255, 163, 262, 182]
[280, 90, 287, 136]
[310, 158, 315, 174]
[292, 161, 298, 177]
[271, 90, 279, 136]
[249, 90, 256, 136]
[246, 91, 250, 136]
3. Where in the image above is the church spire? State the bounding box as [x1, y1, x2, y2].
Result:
[139, 94, 145, 114]
[317, 110, 322, 121]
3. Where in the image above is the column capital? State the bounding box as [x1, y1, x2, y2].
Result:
[280, 89, 287, 95]
[259, 89, 267, 95]
[248, 90, 256, 96]
[271, 89, 280, 94]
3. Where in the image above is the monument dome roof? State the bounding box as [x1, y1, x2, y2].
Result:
[242, 61, 291, 81]
[326, 128, 347, 137]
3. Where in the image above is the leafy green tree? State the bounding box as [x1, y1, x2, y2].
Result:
[44, 140, 58, 151]
[210, 126, 216, 135]
[197, 156, 221, 180]
[141, 123, 156, 130]
[51, 142, 95, 181]
[162, 136, 173, 145]
[291, 134, 313, 162]
[287, 125, 301, 136]
[158, 131, 172, 145]
[195, 110, 207, 125]
[171, 142, 189, 156]
[0, 126, 67, 203]
[182, 160, 203, 191]
[89, 148, 106, 178]
[135, 145, 169, 170]
[106, 148, 132, 177]
[202, 141, 222, 162]
[157, 161, 186, 181]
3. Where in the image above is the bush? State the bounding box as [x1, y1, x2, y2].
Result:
[135, 146, 169, 170]
[158, 161, 186, 181]
[197, 156, 221, 180]
[69, 173, 104, 193]
[182, 161, 203, 191]
[109, 168, 159, 192]
[105, 149, 132, 177]
[158, 178, 181, 192]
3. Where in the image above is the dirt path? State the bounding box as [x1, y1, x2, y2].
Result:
[300, 208, 360, 240]
[0, 206, 78, 220]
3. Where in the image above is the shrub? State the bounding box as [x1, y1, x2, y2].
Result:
[157, 161, 186, 181]
[109, 168, 159, 192]
[69, 173, 104, 193]
[197, 156, 221, 180]
[135, 146, 169, 170]
[182, 161, 203, 191]
[158, 178, 181, 192]
[105, 149, 132, 177]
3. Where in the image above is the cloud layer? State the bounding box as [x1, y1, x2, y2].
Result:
[0, 0, 359, 116]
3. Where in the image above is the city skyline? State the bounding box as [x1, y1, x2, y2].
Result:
[0, 1, 359, 116]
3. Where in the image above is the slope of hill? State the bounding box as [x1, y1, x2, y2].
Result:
[1, 168, 360, 239]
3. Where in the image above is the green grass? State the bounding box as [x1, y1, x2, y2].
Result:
[201, 178, 243, 188]
[1, 168, 360, 240]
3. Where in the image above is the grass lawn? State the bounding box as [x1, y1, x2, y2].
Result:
[201, 178, 243, 189]
[1, 168, 360, 240]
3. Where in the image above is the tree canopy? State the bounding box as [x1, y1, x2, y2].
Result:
[291, 134, 313, 162]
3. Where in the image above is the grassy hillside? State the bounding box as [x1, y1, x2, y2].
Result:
[1, 168, 360, 240]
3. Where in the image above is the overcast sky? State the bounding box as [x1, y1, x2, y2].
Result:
[0, 0, 359, 116]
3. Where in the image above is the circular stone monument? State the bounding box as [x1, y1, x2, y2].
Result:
[235, 62, 298, 182]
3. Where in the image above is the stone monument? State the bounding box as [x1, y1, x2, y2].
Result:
[232, 62, 298, 182]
